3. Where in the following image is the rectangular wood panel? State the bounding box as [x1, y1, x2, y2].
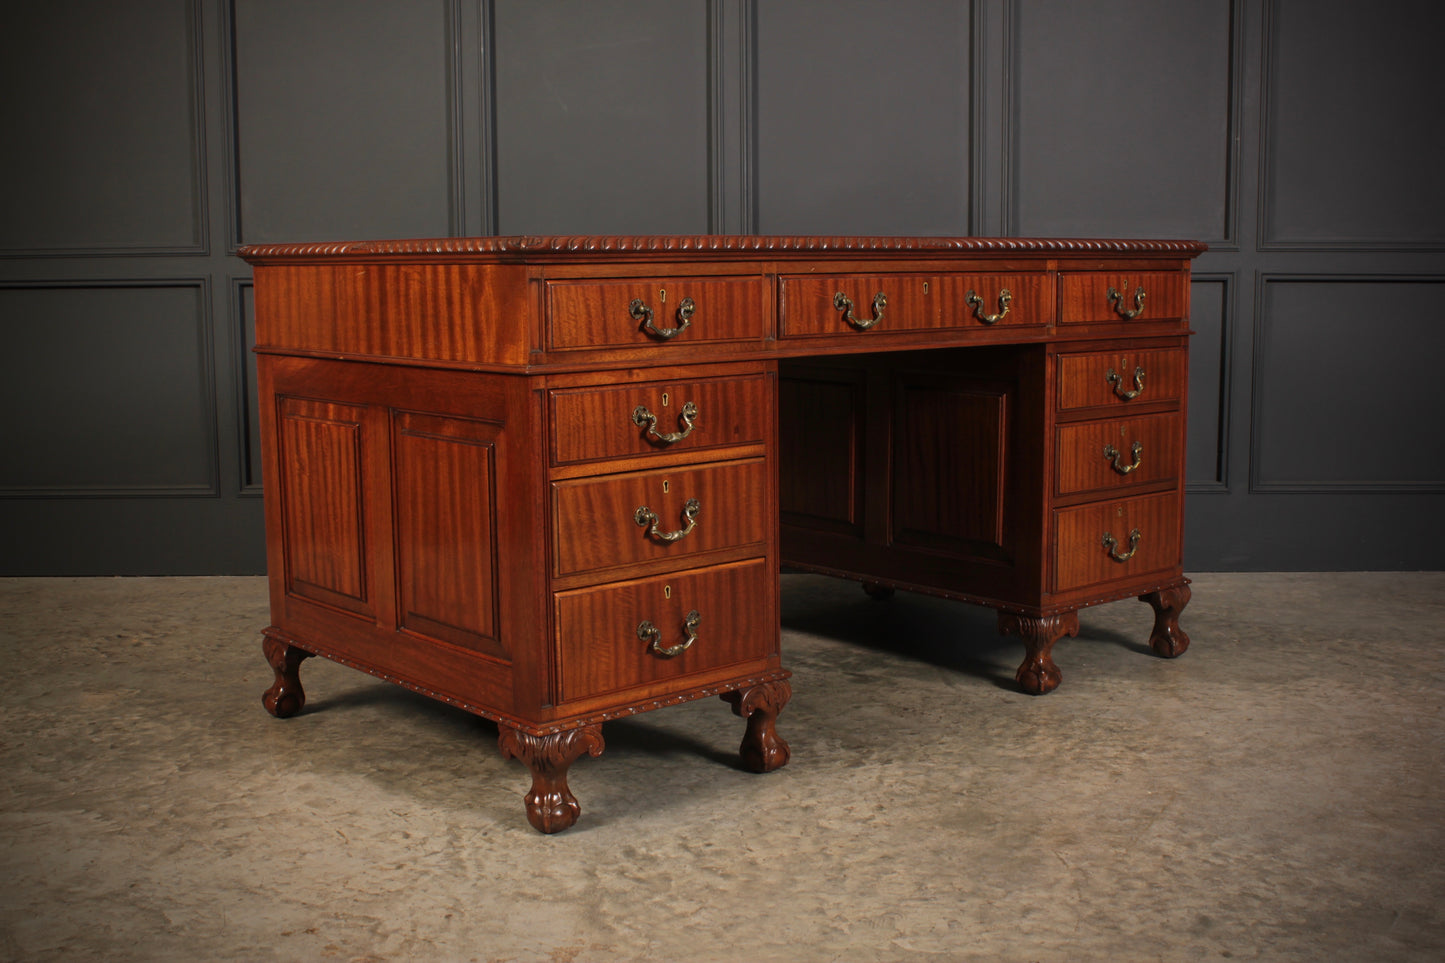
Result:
[253, 262, 531, 367]
[1056, 348, 1187, 411]
[1056, 412, 1182, 497]
[1059, 272, 1188, 324]
[547, 277, 769, 349]
[780, 275, 933, 336]
[891, 379, 1008, 559]
[553, 558, 774, 704]
[551, 459, 768, 578]
[393, 411, 506, 660]
[549, 373, 771, 465]
[277, 398, 370, 615]
[778, 367, 866, 535]
[1054, 492, 1182, 592]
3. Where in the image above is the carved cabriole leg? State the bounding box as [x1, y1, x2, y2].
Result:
[497, 724, 605, 834]
[1140, 582, 1192, 658]
[261, 631, 314, 718]
[720, 679, 792, 773]
[998, 610, 1080, 696]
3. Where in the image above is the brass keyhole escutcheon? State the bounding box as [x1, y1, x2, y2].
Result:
[662, 392, 670, 407]
[664, 584, 671, 599]
[662, 479, 670, 493]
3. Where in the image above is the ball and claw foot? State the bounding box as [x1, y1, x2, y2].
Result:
[998, 610, 1080, 696]
[861, 580, 895, 601]
[1141, 582, 1192, 658]
[497, 724, 605, 834]
[721, 679, 792, 772]
[262, 631, 314, 718]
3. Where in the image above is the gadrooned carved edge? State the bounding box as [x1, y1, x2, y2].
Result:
[259, 628, 791, 737]
[238, 234, 1209, 261]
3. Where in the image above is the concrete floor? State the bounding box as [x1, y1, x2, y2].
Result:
[1, 572, 1442, 962]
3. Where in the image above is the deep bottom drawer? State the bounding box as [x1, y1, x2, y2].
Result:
[553, 557, 774, 703]
[1053, 492, 1181, 592]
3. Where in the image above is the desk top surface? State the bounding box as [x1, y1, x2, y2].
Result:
[239, 234, 1208, 264]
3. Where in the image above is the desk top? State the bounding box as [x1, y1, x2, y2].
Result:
[239, 234, 1208, 263]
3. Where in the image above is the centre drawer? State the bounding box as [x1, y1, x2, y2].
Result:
[549, 372, 771, 466]
[553, 557, 775, 703]
[551, 458, 768, 577]
[781, 273, 1052, 336]
[547, 276, 769, 349]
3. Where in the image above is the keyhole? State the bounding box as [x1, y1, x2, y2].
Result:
[659, 288, 667, 304]
[1116, 506, 1125, 518]
[663, 479, 670, 493]
[662, 392, 670, 408]
[923, 281, 929, 295]
[664, 584, 672, 599]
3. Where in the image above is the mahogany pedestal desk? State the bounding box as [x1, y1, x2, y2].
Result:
[239, 235, 1206, 833]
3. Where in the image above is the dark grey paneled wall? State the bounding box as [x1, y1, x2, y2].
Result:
[2, 0, 1441, 574]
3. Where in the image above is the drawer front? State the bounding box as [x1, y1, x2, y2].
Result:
[781, 273, 1053, 336]
[552, 459, 768, 577]
[782, 275, 932, 336]
[1056, 347, 1186, 411]
[554, 557, 774, 703]
[933, 273, 1054, 328]
[1055, 412, 1182, 497]
[550, 373, 770, 466]
[547, 276, 768, 349]
[1053, 492, 1181, 592]
[1059, 271, 1187, 324]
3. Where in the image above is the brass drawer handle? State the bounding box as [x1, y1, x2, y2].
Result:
[631, 296, 696, 340]
[1107, 284, 1147, 319]
[834, 291, 887, 330]
[1105, 365, 1146, 400]
[632, 400, 698, 444]
[1102, 528, 1142, 562]
[638, 609, 700, 658]
[635, 497, 700, 543]
[1103, 440, 1144, 475]
[966, 288, 1012, 325]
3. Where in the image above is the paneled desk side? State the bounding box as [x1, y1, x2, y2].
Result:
[241, 235, 1206, 832]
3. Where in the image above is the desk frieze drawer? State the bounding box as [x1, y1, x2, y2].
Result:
[1055, 412, 1182, 497]
[553, 557, 775, 704]
[547, 276, 769, 349]
[549, 373, 770, 466]
[1056, 347, 1186, 411]
[1059, 271, 1187, 324]
[781, 273, 1052, 336]
[1053, 491, 1181, 592]
[551, 458, 768, 577]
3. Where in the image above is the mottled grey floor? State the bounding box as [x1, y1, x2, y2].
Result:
[2, 572, 1442, 962]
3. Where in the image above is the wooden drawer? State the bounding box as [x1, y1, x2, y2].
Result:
[553, 557, 774, 703]
[546, 276, 768, 349]
[1059, 271, 1187, 324]
[551, 458, 768, 577]
[1055, 412, 1182, 497]
[1053, 492, 1181, 592]
[549, 372, 770, 466]
[780, 273, 1052, 336]
[1056, 347, 1187, 411]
